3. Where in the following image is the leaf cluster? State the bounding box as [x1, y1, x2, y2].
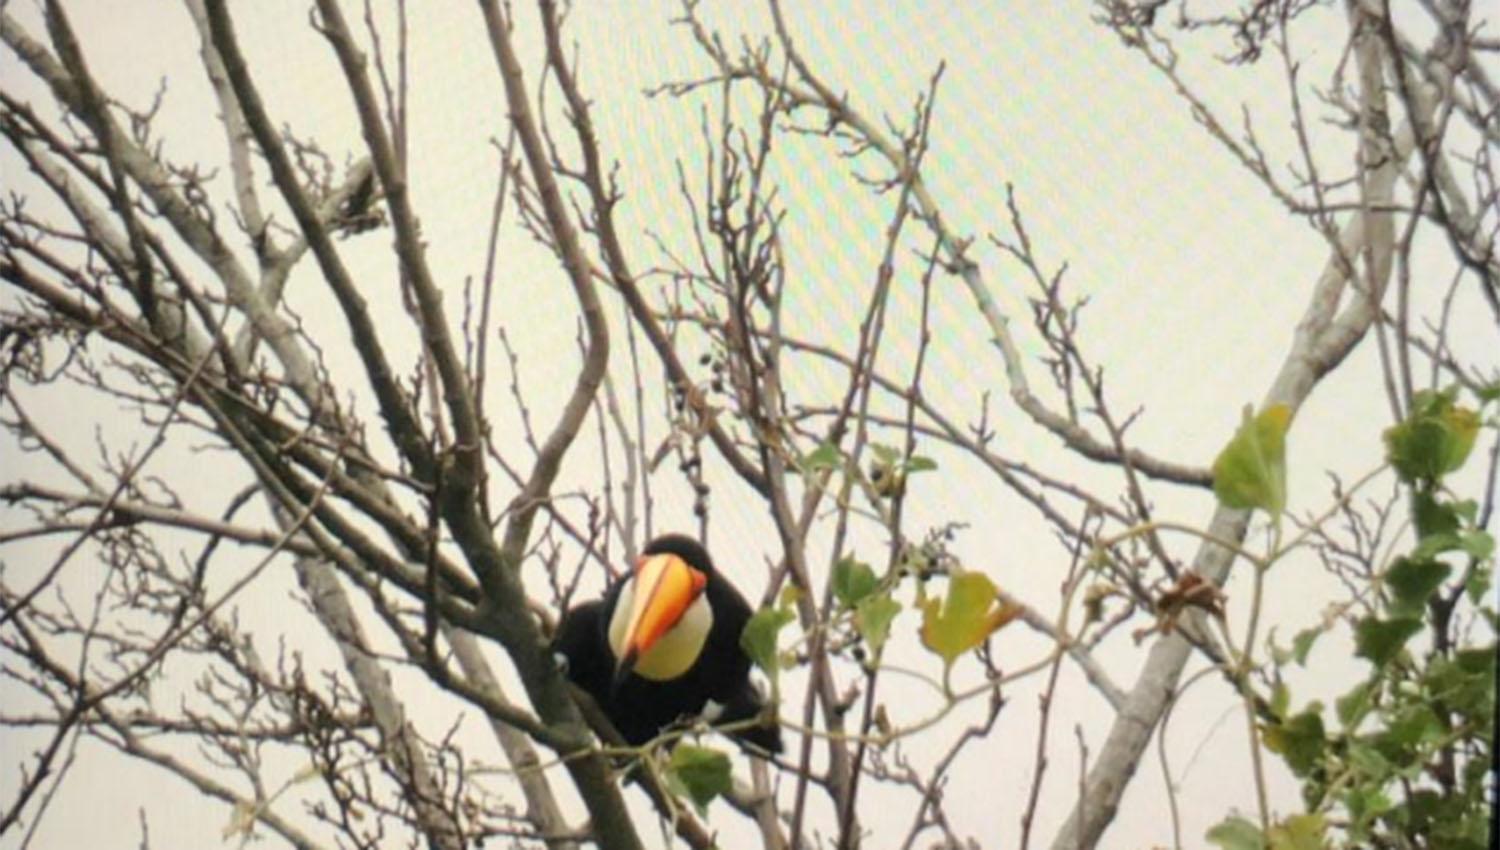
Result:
[1209, 388, 1496, 850]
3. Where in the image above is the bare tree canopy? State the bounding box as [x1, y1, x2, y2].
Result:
[1, 2, 1495, 849]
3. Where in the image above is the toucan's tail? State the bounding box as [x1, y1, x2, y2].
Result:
[718, 678, 783, 755]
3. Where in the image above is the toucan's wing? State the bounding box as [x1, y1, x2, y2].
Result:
[703, 573, 755, 683]
[715, 675, 783, 754]
[553, 600, 611, 703]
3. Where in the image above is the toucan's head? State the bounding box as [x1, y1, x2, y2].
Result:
[606, 535, 716, 688]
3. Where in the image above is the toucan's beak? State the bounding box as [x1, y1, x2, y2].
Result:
[613, 552, 706, 690]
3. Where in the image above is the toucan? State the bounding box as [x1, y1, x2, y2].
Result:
[552, 534, 782, 754]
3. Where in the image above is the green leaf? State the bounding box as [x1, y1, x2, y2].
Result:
[1426, 649, 1496, 720]
[1344, 677, 1374, 731]
[803, 442, 842, 473]
[1267, 813, 1326, 850]
[1354, 616, 1422, 667]
[1291, 626, 1321, 667]
[740, 606, 796, 675]
[1343, 784, 1392, 836]
[1270, 626, 1320, 667]
[918, 570, 1020, 669]
[1453, 499, 1479, 524]
[1404, 789, 1444, 831]
[1346, 740, 1390, 777]
[1270, 680, 1291, 719]
[1262, 707, 1326, 776]
[1413, 490, 1460, 538]
[665, 744, 731, 815]
[1454, 646, 1497, 676]
[778, 583, 803, 611]
[1212, 404, 1291, 516]
[1207, 815, 1265, 850]
[854, 594, 901, 656]
[1459, 530, 1494, 561]
[1384, 389, 1479, 484]
[1336, 679, 1376, 730]
[832, 556, 878, 608]
[1381, 703, 1444, 750]
[905, 455, 938, 473]
[1464, 565, 1492, 604]
[1385, 557, 1451, 619]
[1411, 532, 1463, 560]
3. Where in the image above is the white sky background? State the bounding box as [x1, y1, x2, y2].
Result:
[2, 2, 1495, 849]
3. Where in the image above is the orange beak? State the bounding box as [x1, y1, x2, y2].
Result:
[614, 552, 707, 687]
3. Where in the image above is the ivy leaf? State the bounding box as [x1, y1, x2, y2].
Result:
[1384, 389, 1479, 484]
[1411, 532, 1463, 560]
[803, 442, 842, 474]
[1455, 646, 1498, 678]
[906, 455, 938, 473]
[1270, 680, 1291, 719]
[1464, 566, 1492, 604]
[1261, 706, 1326, 776]
[1453, 499, 1479, 524]
[1290, 627, 1321, 667]
[1336, 679, 1376, 730]
[1206, 815, 1265, 850]
[1385, 557, 1450, 619]
[778, 584, 804, 610]
[1344, 783, 1393, 837]
[832, 557, 879, 608]
[1381, 703, 1445, 750]
[868, 446, 937, 499]
[1212, 404, 1291, 517]
[1270, 626, 1320, 667]
[665, 745, 731, 815]
[1267, 813, 1327, 850]
[854, 594, 901, 656]
[1425, 650, 1496, 720]
[1413, 490, 1460, 538]
[919, 570, 1020, 669]
[1346, 741, 1389, 777]
[1354, 616, 1422, 668]
[741, 606, 796, 675]
[1459, 530, 1494, 561]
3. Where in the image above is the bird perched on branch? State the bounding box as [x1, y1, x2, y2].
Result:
[552, 534, 781, 754]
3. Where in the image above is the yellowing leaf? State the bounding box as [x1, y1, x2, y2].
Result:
[919, 570, 1019, 668]
[1213, 404, 1291, 517]
[222, 801, 256, 839]
[1385, 388, 1480, 484]
[1260, 707, 1326, 777]
[778, 583, 803, 610]
[1267, 813, 1326, 850]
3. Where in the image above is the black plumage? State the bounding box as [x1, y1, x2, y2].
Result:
[552, 534, 781, 754]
